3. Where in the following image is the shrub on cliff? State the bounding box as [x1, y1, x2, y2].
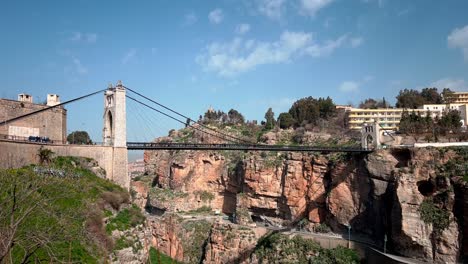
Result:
[254, 233, 359, 263]
[418, 199, 450, 232]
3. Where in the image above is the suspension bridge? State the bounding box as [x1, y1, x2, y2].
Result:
[0, 81, 375, 189]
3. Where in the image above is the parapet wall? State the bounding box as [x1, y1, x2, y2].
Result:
[0, 140, 129, 189]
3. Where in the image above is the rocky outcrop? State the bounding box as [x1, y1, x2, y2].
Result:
[131, 180, 149, 209]
[204, 222, 257, 264]
[144, 149, 237, 213]
[148, 215, 185, 261]
[139, 143, 468, 263]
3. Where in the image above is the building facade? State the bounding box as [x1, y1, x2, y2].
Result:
[444, 92, 468, 104]
[0, 94, 67, 142]
[347, 103, 468, 130]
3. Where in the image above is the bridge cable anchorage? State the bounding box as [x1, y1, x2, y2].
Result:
[0, 89, 108, 125]
[125, 87, 255, 144]
[126, 95, 243, 144]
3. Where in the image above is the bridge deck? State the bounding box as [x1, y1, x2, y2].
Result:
[126, 142, 372, 153]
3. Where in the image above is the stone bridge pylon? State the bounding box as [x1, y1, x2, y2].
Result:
[103, 81, 129, 189]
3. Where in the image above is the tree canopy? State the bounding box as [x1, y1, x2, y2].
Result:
[396, 88, 445, 108]
[227, 109, 245, 124]
[359, 97, 390, 109]
[67, 131, 92, 144]
[277, 112, 296, 129]
[264, 108, 275, 130]
[399, 109, 462, 141]
[288, 96, 335, 126]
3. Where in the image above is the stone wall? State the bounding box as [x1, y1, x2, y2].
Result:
[0, 98, 67, 143]
[0, 140, 129, 189]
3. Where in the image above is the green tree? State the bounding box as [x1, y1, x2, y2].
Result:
[438, 109, 462, 136]
[359, 98, 379, 109]
[264, 108, 275, 130]
[396, 89, 426, 108]
[359, 97, 390, 109]
[227, 109, 245, 124]
[317, 97, 336, 118]
[67, 131, 93, 145]
[288, 96, 335, 126]
[277, 112, 295, 129]
[421, 87, 443, 104]
[441, 88, 455, 103]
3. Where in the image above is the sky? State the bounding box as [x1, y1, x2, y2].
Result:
[1, 0, 468, 145]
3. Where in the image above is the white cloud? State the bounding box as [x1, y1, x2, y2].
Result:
[70, 32, 98, 43]
[339, 81, 359, 93]
[362, 0, 385, 8]
[236, 23, 251, 35]
[183, 12, 198, 26]
[430, 78, 468, 91]
[305, 35, 348, 57]
[363, 75, 374, 82]
[196, 31, 352, 76]
[257, 0, 286, 19]
[70, 32, 82, 41]
[122, 49, 137, 65]
[448, 24, 468, 61]
[71, 57, 87, 74]
[397, 8, 409, 16]
[86, 33, 97, 43]
[350, 37, 364, 47]
[208, 9, 224, 24]
[300, 0, 334, 16]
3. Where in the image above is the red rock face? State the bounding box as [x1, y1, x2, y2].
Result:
[139, 146, 466, 263]
[148, 215, 184, 261]
[203, 222, 257, 264]
[145, 150, 237, 213]
[241, 152, 329, 223]
[131, 180, 148, 209]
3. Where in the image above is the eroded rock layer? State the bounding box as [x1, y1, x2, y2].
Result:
[138, 146, 468, 263]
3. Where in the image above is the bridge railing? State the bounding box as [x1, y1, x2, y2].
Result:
[0, 134, 107, 146]
[0, 134, 63, 144]
[126, 142, 372, 152]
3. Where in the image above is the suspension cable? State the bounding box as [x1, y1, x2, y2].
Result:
[126, 95, 242, 144]
[125, 87, 254, 144]
[0, 89, 107, 125]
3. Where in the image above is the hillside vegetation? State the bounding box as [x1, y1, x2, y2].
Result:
[0, 156, 143, 263]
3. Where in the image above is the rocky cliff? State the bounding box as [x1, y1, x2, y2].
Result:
[137, 130, 468, 263]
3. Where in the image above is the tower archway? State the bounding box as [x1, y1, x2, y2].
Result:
[104, 110, 113, 145]
[361, 122, 380, 149]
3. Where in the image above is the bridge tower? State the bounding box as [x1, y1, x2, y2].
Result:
[361, 121, 380, 150]
[103, 81, 129, 189]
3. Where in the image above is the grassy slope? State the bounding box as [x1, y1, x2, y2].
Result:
[0, 156, 133, 263]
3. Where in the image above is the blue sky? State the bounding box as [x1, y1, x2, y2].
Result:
[1, 0, 468, 143]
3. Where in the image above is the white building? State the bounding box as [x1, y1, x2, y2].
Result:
[346, 103, 468, 130]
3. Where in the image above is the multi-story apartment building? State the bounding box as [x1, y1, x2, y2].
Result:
[347, 103, 468, 130]
[444, 91, 468, 104]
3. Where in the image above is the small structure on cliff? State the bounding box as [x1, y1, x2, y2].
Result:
[361, 121, 380, 149]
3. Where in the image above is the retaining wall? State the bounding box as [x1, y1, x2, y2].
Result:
[0, 139, 129, 189]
